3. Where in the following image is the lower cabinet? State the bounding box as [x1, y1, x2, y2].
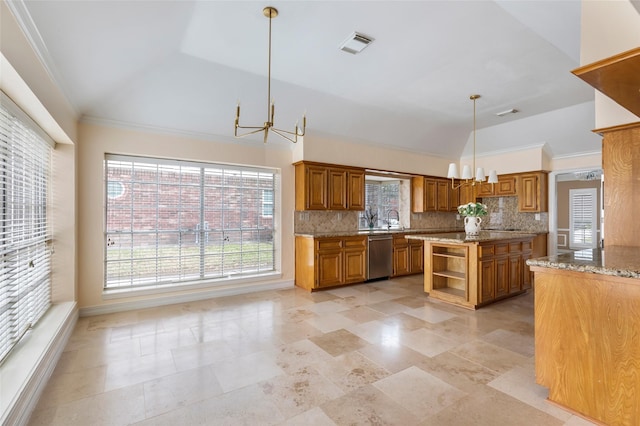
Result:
[295, 235, 366, 291]
[392, 234, 423, 277]
[478, 240, 532, 306]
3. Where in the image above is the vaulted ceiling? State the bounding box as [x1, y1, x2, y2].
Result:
[13, 0, 614, 157]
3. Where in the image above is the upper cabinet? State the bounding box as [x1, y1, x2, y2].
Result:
[412, 176, 455, 212]
[476, 174, 517, 198]
[294, 161, 365, 211]
[572, 47, 640, 119]
[517, 172, 548, 212]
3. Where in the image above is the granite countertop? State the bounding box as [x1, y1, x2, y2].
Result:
[294, 228, 463, 238]
[405, 230, 537, 244]
[526, 246, 640, 279]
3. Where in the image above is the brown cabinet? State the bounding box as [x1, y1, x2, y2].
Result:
[517, 172, 548, 212]
[294, 162, 365, 211]
[392, 234, 423, 277]
[412, 176, 454, 212]
[422, 236, 534, 309]
[295, 235, 366, 291]
[458, 183, 476, 206]
[475, 174, 517, 198]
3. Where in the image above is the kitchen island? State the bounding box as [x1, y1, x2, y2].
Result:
[527, 247, 640, 426]
[406, 231, 536, 309]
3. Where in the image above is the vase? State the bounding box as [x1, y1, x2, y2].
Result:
[464, 216, 482, 235]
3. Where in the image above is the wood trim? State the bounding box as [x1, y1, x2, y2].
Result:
[593, 121, 640, 135]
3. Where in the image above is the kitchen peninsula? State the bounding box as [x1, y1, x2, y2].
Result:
[406, 231, 535, 309]
[528, 248, 640, 426]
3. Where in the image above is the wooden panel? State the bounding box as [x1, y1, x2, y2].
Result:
[534, 268, 640, 425]
[508, 256, 521, 293]
[343, 236, 366, 249]
[411, 176, 425, 213]
[572, 47, 640, 118]
[317, 251, 343, 287]
[317, 239, 342, 251]
[532, 233, 548, 259]
[518, 174, 538, 211]
[328, 168, 347, 210]
[602, 125, 640, 247]
[476, 182, 494, 197]
[409, 243, 424, 274]
[306, 165, 328, 210]
[458, 183, 475, 205]
[344, 249, 366, 283]
[479, 259, 495, 303]
[496, 175, 517, 195]
[495, 243, 509, 256]
[495, 257, 509, 298]
[295, 236, 315, 290]
[436, 180, 449, 211]
[393, 245, 410, 276]
[424, 179, 437, 211]
[347, 169, 365, 210]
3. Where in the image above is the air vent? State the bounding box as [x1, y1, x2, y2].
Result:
[339, 32, 374, 54]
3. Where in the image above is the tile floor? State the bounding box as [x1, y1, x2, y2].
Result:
[28, 276, 598, 425]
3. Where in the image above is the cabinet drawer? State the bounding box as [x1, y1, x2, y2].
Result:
[495, 244, 509, 256]
[344, 237, 366, 248]
[522, 241, 532, 252]
[508, 242, 522, 253]
[479, 245, 494, 257]
[317, 239, 342, 251]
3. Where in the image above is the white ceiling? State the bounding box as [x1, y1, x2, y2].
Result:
[14, 0, 611, 158]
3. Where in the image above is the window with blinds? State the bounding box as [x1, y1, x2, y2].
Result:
[104, 155, 277, 290]
[569, 188, 597, 249]
[0, 94, 53, 364]
[360, 180, 400, 229]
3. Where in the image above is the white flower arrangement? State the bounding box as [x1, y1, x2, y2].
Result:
[457, 202, 488, 217]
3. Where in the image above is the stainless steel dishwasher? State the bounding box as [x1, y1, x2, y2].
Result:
[367, 234, 393, 280]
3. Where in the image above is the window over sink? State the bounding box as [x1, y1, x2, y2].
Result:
[360, 178, 401, 229]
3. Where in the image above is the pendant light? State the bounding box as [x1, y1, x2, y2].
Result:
[447, 94, 498, 188]
[234, 6, 306, 144]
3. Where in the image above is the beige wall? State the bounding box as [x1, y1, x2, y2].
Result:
[1, 1, 77, 304]
[76, 122, 296, 310]
[581, 0, 640, 128]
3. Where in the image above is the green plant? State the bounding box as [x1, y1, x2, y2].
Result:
[457, 202, 488, 217]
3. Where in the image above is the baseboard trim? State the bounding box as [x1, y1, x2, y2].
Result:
[1, 302, 78, 426]
[80, 279, 295, 317]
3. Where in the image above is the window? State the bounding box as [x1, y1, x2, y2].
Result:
[360, 179, 400, 229]
[569, 188, 597, 249]
[0, 93, 52, 363]
[104, 155, 277, 291]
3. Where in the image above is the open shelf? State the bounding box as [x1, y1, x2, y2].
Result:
[432, 286, 466, 299]
[433, 270, 466, 280]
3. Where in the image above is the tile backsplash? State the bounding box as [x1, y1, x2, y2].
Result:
[294, 196, 549, 235]
[480, 196, 549, 233]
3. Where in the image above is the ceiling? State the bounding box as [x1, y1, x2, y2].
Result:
[13, 0, 611, 157]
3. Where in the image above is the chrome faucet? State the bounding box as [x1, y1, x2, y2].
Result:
[386, 209, 400, 229]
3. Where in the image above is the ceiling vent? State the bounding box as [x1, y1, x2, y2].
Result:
[495, 108, 518, 117]
[339, 32, 373, 54]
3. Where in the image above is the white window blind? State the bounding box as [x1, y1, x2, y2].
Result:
[569, 188, 597, 250]
[360, 180, 400, 229]
[104, 155, 276, 290]
[0, 94, 52, 364]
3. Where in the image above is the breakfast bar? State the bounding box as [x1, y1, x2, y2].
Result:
[406, 231, 536, 309]
[527, 247, 640, 426]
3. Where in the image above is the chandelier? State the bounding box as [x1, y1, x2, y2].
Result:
[447, 94, 498, 189]
[234, 6, 306, 144]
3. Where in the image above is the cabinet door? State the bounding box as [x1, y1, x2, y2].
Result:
[344, 249, 366, 283]
[496, 176, 517, 196]
[393, 245, 410, 276]
[479, 259, 496, 303]
[449, 183, 460, 211]
[518, 174, 539, 211]
[306, 165, 328, 210]
[317, 251, 343, 287]
[476, 182, 495, 197]
[347, 169, 365, 210]
[436, 180, 449, 211]
[409, 242, 424, 274]
[508, 255, 521, 293]
[458, 184, 475, 206]
[495, 257, 509, 298]
[328, 168, 347, 210]
[424, 179, 437, 211]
